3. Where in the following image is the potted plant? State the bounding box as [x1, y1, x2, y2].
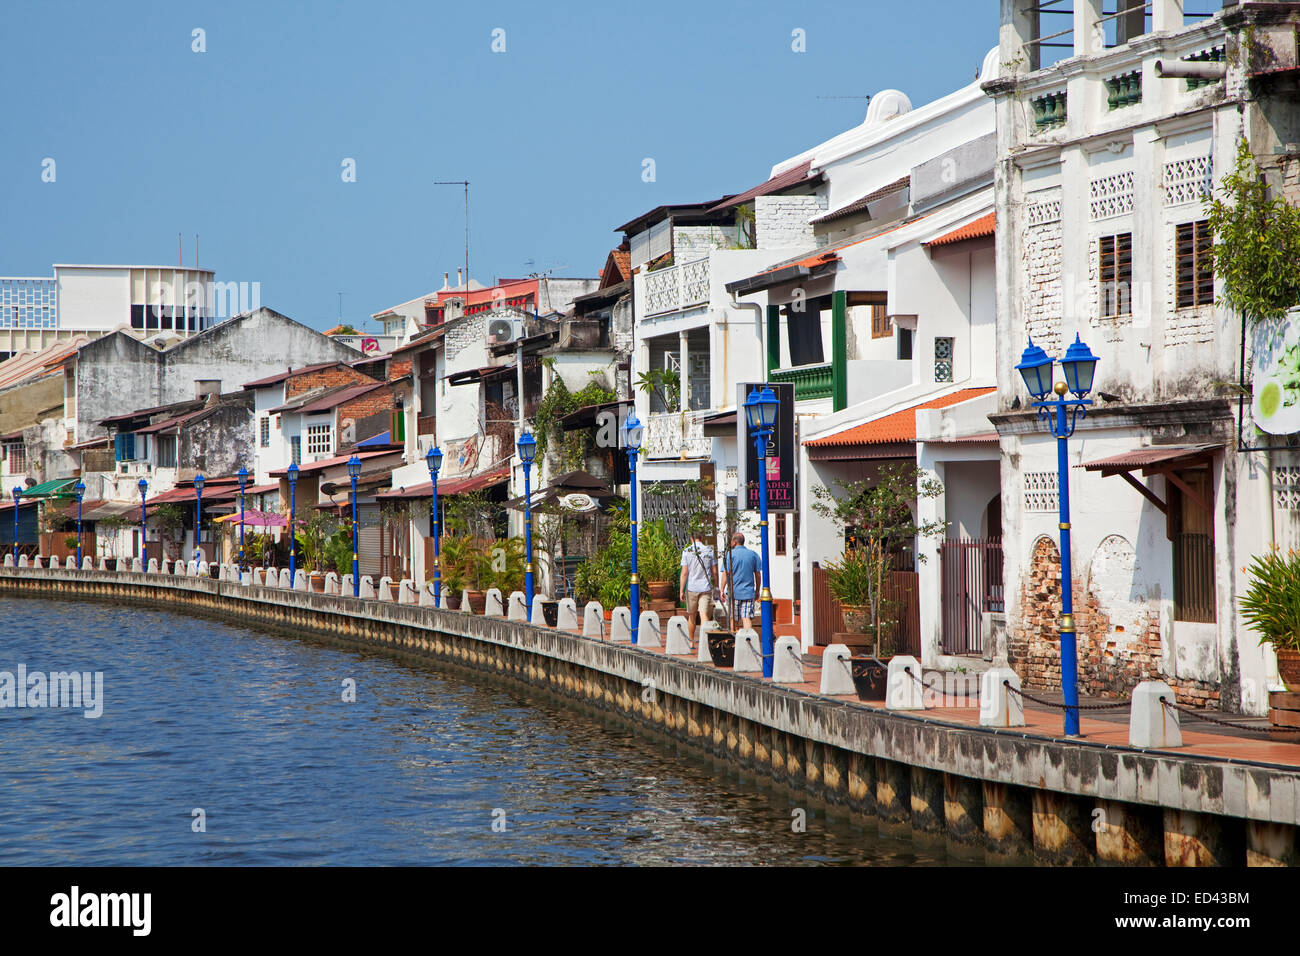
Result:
[1240, 547, 1300, 691]
[813, 464, 947, 702]
[295, 510, 336, 592]
[438, 535, 473, 610]
[639, 519, 679, 602]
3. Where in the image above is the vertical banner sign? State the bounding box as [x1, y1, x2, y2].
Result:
[737, 382, 796, 512]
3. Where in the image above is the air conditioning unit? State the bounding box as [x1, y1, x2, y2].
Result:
[486, 317, 521, 345]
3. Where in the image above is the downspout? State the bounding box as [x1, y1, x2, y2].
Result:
[728, 290, 765, 381]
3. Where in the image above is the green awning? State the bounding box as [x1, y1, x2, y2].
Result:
[19, 478, 77, 499]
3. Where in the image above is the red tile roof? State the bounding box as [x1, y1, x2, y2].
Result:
[375, 466, 511, 500]
[270, 381, 387, 415]
[925, 212, 996, 248]
[1080, 444, 1220, 473]
[241, 362, 349, 390]
[811, 176, 910, 225]
[268, 448, 398, 478]
[709, 160, 817, 212]
[804, 388, 995, 447]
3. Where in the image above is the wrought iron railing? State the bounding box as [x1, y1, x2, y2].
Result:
[770, 363, 834, 402]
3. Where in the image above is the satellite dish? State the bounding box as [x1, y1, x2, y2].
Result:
[487, 318, 516, 344]
[561, 493, 596, 512]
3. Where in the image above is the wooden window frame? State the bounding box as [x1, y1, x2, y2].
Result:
[1098, 232, 1132, 317]
[775, 513, 787, 555]
[1175, 220, 1214, 309]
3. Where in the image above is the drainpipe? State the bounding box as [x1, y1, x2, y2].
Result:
[729, 290, 765, 379]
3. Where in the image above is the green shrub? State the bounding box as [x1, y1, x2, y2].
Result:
[1240, 548, 1300, 652]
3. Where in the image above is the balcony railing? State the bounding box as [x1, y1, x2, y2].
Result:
[771, 362, 834, 402]
[643, 256, 710, 316]
[417, 415, 436, 436]
[644, 410, 712, 460]
[1031, 89, 1067, 130]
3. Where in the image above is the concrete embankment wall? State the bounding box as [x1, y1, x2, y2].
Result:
[4, 566, 1299, 867]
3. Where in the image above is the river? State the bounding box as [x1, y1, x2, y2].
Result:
[0, 597, 948, 865]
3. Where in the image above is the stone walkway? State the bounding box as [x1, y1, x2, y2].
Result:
[561, 623, 1300, 770]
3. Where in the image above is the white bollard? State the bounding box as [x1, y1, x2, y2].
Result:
[438, 587, 449, 610]
[636, 611, 662, 647]
[979, 666, 1026, 727]
[419, 581, 436, 607]
[197, 561, 209, 577]
[241, 569, 253, 587]
[609, 606, 632, 642]
[557, 598, 578, 630]
[359, 576, 376, 600]
[82, 556, 93, 571]
[188, 560, 199, 575]
[278, 568, 291, 589]
[324, 572, 340, 595]
[697, 620, 718, 663]
[582, 602, 604, 637]
[377, 576, 394, 601]
[886, 655, 926, 710]
[264, 567, 278, 587]
[1129, 680, 1182, 748]
[507, 591, 528, 621]
[733, 627, 763, 673]
[176, 559, 188, 576]
[773, 636, 805, 684]
[484, 588, 504, 617]
[33, 556, 44, 569]
[252, 568, 264, 586]
[820, 644, 855, 696]
[460, 589, 473, 613]
[665, 616, 692, 655]
[18, 555, 30, 568]
[341, 573, 354, 595]
[2, 554, 11, 567]
[398, 579, 416, 604]
[97, 556, 107, 571]
[131, 557, 142, 573]
[294, 569, 308, 591]
[49, 556, 61, 569]
[531, 594, 550, 625]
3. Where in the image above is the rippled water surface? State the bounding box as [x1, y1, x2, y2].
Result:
[0, 597, 948, 865]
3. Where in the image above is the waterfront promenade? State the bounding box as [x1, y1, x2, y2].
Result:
[5, 560, 1299, 867]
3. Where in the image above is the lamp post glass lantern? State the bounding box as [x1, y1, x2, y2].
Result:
[743, 386, 780, 678]
[286, 463, 298, 579]
[426, 446, 443, 605]
[74, 480, 86, 567]
[347, 456, 361, 597]
[517, 432, 536, 621]
[624, 412, 643, 644]
[1017, 334, 1098, 737]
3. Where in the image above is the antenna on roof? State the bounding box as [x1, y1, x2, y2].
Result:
[435, 179, 470, 296]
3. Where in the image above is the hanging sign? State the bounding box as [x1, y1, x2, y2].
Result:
[736, 381, 796, 512]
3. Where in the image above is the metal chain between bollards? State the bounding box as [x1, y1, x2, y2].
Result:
[1160, 697, 1298, 735]
[743, 635, 775, 660]
[1003, 680, 1130, 711]
[788, 646, 820, 669]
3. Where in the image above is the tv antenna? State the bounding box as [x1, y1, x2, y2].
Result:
[435, 180, 470, 295]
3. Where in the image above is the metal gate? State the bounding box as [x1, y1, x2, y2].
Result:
[939, 537, 1004, 655]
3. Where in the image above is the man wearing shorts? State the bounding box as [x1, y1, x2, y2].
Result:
[679, 531, 716, 630]
[720, 532, 761, 631]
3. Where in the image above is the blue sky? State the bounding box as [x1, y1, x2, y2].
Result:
[0, 0, 998, 331]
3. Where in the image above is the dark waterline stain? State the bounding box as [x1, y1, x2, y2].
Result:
[0, 597, 948, 866]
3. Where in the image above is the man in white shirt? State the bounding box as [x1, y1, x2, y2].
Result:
[679, 531, 717, 630]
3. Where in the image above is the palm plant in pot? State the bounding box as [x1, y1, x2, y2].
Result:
[437, 535, 474, 610]
[1240, 547, 1300, 690]
[813, 464, 947, 701]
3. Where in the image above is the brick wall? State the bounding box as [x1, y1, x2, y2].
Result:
[1010, 534, 1220, 708]
[389, 358, 412, 381]
[1023, 192, 1063, 356]
[756, 194, 826, 250]
[286, 365, 375, 398]
[337, 386, 396, 446]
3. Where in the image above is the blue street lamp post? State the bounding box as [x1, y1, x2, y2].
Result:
[194, 473, 205, 562]
[744, 386, 780, 679]
[237, 467, 248, 570]
[286, 463, 298, 579]
[426, 446, 444, 606]
[1016, 333, 1100, 738]
[74, 480, 86, 568]
[347, 456, 361, 597]
[625, 413, 644, 644]
[138, 478, 148, 565]
[12, 487, 21, 565]
[517, 431, 537, 621]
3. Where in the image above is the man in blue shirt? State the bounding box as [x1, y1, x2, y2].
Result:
[721, 532, 762, 631]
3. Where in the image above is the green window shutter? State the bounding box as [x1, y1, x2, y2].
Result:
[766, 304, 781, 375]
[831, 291, 847, 412]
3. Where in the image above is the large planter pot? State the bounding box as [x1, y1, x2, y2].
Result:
[647, 581, 672, 601]
[851, 657, 890, 702]
[538, 600, 559, 627]
[707, 631, 736, 668]
[446, 591, 463, 611]
[309, 573, 325, 593]
[1277, 648, 1300, 691]
[465, 589, 486, 615]
[603, 608, 613, 622]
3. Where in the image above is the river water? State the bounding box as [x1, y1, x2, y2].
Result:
[0, 597, 948, 866]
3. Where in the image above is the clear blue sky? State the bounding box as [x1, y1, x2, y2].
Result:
[0, 0, 998, 331]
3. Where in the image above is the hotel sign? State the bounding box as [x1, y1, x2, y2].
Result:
[737, 382, 796, 512]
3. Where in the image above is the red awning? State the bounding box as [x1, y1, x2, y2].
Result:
[1080, 444, 1220, 475]
[924, 212, 996, 248]
[805, 388, 996, 449]
[375, 466, 510, 500]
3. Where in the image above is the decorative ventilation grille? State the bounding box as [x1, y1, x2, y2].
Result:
[1023, 471, 1059, 512]
[934, 336, 954, 383]
[1274, 466, 1300, 511]
[1163, 155, 1213, 206]
[1089, 171, 1135, 220]
[1027, 198, 1062, 227]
